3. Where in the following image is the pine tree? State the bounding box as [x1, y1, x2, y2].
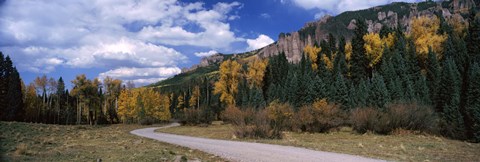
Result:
[0, 52, 6, 119]
[426, 48, 441, 107]
[332, 73, 349, 109]
[416, 75, 431, 105]
[466, 8, 480, 62]
[56, 77, 65, 124]
[467, 63, 480, 141]
[5, 67, 24, 121]
[437, 58, 465, 139]
[368, 74, 390, 110]
[313, 75, 327, 100]
[355, 78, 370, 108]
[333, 36, 348, 77]
[350, 19, 368, 83]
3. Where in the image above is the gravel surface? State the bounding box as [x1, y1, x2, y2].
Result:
[131, 123, 384, 162]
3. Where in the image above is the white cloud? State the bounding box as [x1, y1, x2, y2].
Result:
[246, 34, 275, 51]
[194, 50, 218, 57]
[290, 0, 422, 16]
[260, 13, 271, 19]
[0, 0, 245, 84]
[99, 67, 181, 79]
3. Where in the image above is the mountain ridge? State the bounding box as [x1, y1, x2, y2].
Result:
[149, 0, 477, 88]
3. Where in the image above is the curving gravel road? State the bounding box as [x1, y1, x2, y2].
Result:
[131, 123, 384, 162]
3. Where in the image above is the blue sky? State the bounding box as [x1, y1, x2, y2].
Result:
[0, 0, 421, 88]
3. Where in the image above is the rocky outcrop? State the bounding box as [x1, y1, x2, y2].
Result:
[182, 54, 224, 73]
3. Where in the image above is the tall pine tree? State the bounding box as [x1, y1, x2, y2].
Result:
[350, 19, 368, 83]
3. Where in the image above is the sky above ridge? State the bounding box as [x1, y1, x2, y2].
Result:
[0, 0, 422, 88]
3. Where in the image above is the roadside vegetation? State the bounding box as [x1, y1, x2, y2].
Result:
[0, 121, 224, 162]
[158, 121, 480, 161]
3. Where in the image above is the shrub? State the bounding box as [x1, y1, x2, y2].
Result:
[351, 103, 438, 134]
[351, 107, 380, 134]
[294, 99, 346, 133]
[221, 105, 245, 126]
[266, 100, 294, 136]
[139, 117, 155, 125]
[181, 107, 214, 125]
[234, 110, 277, 139]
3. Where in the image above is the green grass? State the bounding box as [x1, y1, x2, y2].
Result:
[0, 121, 225, 162]
[157, 122, 480, 161]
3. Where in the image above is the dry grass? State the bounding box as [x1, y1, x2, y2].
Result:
[158, 122, 480, 161]
[0, 121, 225, 162]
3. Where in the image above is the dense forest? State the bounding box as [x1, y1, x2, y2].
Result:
[155, 9, 480, 142]
[1, 6, 479, 143]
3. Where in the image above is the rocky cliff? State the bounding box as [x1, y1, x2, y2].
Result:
[255, 0, 477, 63]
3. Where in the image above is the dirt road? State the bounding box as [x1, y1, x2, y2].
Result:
[131, 123, 384, 162]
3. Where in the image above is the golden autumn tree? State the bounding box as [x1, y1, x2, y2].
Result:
[410, 16, 447, 60]
[189, 85, 201, 109]
[177, 93, 185, 110]
[303, 45, 321, 70]
[246, 58, 268, 88]
[363, 33, 384, 68]
[214, 60, 242, 106]
[345, 42, 352, 61]
[322, 54, 335, 70]
[118, 88, 136, 123]
[154, 95, 171, 121]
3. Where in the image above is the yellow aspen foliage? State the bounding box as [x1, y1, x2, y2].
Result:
[322, 53, 335, 70]
[410, 16, 447, 60]
[177, 93, 185, 110]
[345, 42, 352, 61]
[118, 89, 137, 122]
[363, 33, 384, 68]
[214, 60, 242, 106]
[155, 95, 171, 121]
[189, 86, 201, 109]
[246, 58, 268, 88]
[303, 45, 322, 71]
[382, 32, 396, 49]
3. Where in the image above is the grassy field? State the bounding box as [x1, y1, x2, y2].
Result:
[157, 121, 480, 161]
[0, 121, 225, 162]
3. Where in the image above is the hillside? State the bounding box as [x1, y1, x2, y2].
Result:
[150, 0, 477, 89]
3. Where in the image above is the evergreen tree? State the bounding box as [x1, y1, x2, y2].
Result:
[5, 67, 24, 121]
[354, 78, 370, 108]
[368, 74, 390, 110]
[467, 63, 480, 142]
[415, 75, 431, 105]
[332, 73, 349, 109]
[56, 77, 66, 124]
[0, 52, 6, 118]
[328, 33, 337, 54]
[248, 87, 265, 109]
[426, 48, 441, 107]
[333, 37, 348, 77]
[466, 8, 480, 62]
[350, 19, 368, 83]
[436, 58, 465, 139]
[313, 75, 327, 100]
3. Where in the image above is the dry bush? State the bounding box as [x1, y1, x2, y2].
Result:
[294, 99, 346, 133]
[266, 100, 294, 134]
[221, 105, 245, 126]
[351, 103, 438, 134]
[234, 110, 277, 139]
[139, 117, 155, 125]
[181, 107, 214, 125]
[351, 107, 380, 134]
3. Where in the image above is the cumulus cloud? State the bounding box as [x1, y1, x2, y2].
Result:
[194, 50, 218, 57]
[246, 34, 275, 51]
[289, 0, 422, 16]
[99, 67, 181, 85]
[0, 0, 244, 84]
